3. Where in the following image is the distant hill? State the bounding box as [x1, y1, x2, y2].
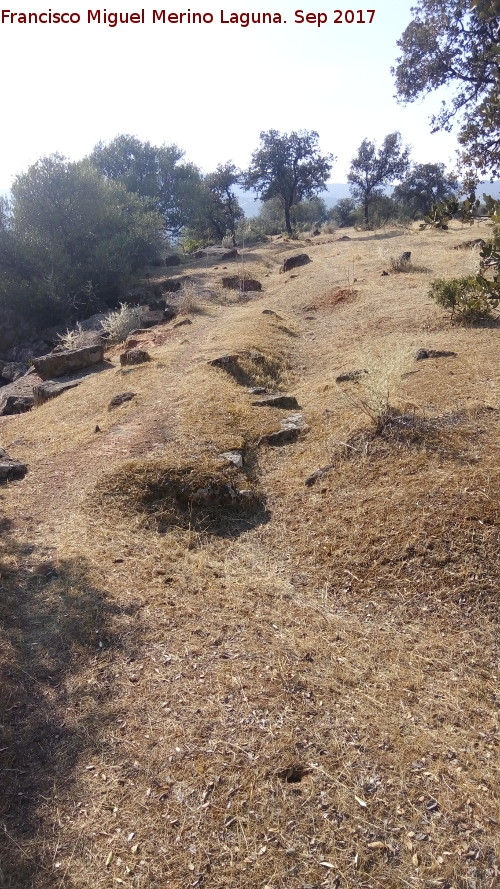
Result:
[236, 180, 500, 217]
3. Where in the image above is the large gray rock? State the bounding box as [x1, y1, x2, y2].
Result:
[1, 362, 28, 383]
[33, 345, 105, 380]
[0, 393, 34, 415]
[252, 394, 300, 409]
[280, 254, 311, 273]
[0, 448, 28, 482]
[32, 379, 81, 406]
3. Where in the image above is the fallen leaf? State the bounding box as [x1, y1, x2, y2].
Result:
[355, 796, 368, 808]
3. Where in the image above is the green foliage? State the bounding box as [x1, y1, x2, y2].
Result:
[329, 198, 357, 228]
[429, 276, 496, 322]
[348, 133, 411, 226]
[420, 192, 480, 230]
[244, 130, 334, 236]
[90, 134, 204, 234]
[0, 154, 162, 324]
[393, 163, 459, 219]
[392, 0, 500, 181]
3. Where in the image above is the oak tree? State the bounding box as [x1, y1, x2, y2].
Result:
[348, 133, 411, 226]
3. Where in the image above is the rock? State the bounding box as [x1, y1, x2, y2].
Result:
[173, 318, 192, 327]
[0, 448, 28, 482]
[280, 254, 311, 273]
[165, 254, 182, 266]
[337, 235, 351, 241]
[33, 344, 105, 380]
[1, 362, 28, 382]
[161, 280, 182, 293]
[221, 248, 239, 260]
[262, 428, 299, 446]
[453, 238, 486, 250]
[209, 353, 247, 370]
[108, 391, 137, 410]
[280, 413, 306, 431]
[163, 304, 177, 322]
[140, 309, 165, 328]
[398, 251, 412, 264]
[0, 394, 34, 415]
[305, 465, 334, 487]
[219, 451, 244, 468]
[78, 313, 107, 332]
[119, 349, 151, 366]
[262, 309, 283, 318]
[222, 276, 262, 292]
[312, 229, 321, 236]
[33, 379, 81, 406]
[381, 270, 389, 276]
[336, 369, 368, 383]
[248, 387, 267, 395]
[252, 394, 300, 409]
[415, 349, 457, 361]
[124, 338, 141, 350]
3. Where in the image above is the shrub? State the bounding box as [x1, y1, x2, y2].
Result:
[429, 276, 495, 322]
[101, 302, 143, 343]
[57, 322, 101, 351]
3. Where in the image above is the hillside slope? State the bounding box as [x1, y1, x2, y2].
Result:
[0, 223, 498, 889]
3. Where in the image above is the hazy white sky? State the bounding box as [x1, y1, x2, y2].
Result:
[0, 0, 460, 191]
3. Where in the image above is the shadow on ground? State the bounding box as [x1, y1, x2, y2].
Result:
[0, 502, 135, 887]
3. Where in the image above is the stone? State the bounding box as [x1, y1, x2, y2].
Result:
[162, 280, 182, 293]
[260, 412, 307, 446]
[252, 394, 300, 409]
[397, 251, 412, 266]
[33, 344, 105, 380]
[165, 254, 182, 266]
[219, 451, 244, 468]
[381, 270, 389, 276]
[108, 391, 137, 410]
[1, 362, 28, 382]
[262, 309, 283, 318]
[248, 387, 266, 395]
[0, 394, 34, 415]
[163, 304, 177, 322]
[222, 276, 262, 292]
[173, 318, 192, 328]
[312, 229, 321, 236]
[32, 379, 81, 406]
[415, 349, 457, 361]
[209, 353, 247, 370]
[305, 464, 334, 487]
[453, 238, 486, 250]
[119, 349, 151, 366]
[280, 254, 311, 273]
[0, 448, 28, 482]
[335, 369, 368, 383]
[337, 235, 351, 241]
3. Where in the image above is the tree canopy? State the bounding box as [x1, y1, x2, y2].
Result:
[244, 130, 334, 236]
[392, 0, 500, 181]
[392, 163, 459, 218]
[348, 133, 411, 225]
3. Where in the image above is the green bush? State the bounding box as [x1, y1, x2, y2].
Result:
[429, 276, 495, 322]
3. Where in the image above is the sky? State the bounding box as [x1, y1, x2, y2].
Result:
[0, 1, 461, 192]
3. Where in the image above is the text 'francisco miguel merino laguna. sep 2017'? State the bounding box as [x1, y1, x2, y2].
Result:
[0, 9, 377, 27]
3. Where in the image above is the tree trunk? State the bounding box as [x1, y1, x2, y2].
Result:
[364, 197, 369, 226]
[284, 202, 293, 236]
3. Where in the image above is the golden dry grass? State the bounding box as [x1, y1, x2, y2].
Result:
[0, 221, 498, 889]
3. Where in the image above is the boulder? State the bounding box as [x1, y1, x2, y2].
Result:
[165, 254, 182, 266]
[222, 276, 262, 292]
[32, 379, 81, 406]
[108, 391, 137, 410]
[161, 280, 182, 293]
[0, 393, 34, 415]
[33, 344, 105, 380]
[280, 254, 311, 273]
[221, 248, 239, 260]
[163, 304, 178, 322]
[252, 394, 300, 409]
[0, 448, 28, 482]
[119, 349, 151, 366]
[1, 362, 28, 382]
[415, 349, 457, 361]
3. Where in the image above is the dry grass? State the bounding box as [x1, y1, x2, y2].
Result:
[0, 221, 498, 889]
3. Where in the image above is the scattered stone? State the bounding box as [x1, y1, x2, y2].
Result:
[209, 353, 247, 370]
[453, 238, 486, 250]
[261, 416, 307, 447]
[173, 318, 192, 327]
[337, 235, 351, 241]
[33, 379, 81, 406]
[95, 425, 101, 433]
[0, 448, 28, 482]
[1, 362, 28, 382]
[162, 280, 182, 293]
[248, 386, 267, 395]
[312, 229, 321, 236]
[163, 304, 178, 322]
[108, 391, 137, 410]
[119, 349, 151, 366]
[398, 251, 412, 265]
[381, 270, 389, 276]
[222, 276, 262, 292]
[262, 309, 283, 318]
[33, 344, 105, 380]
[415, 349, 457, 361]
[280, 254, 311, 273]
[305, 464, 334, 487]
[165, 254, 182, 266]
[124, 338, 140, 350]
[252, 394, 300, 409]
[219, 451, 244, 468]
[336, 369, 369, 383]
[0, 393, 34, 415]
